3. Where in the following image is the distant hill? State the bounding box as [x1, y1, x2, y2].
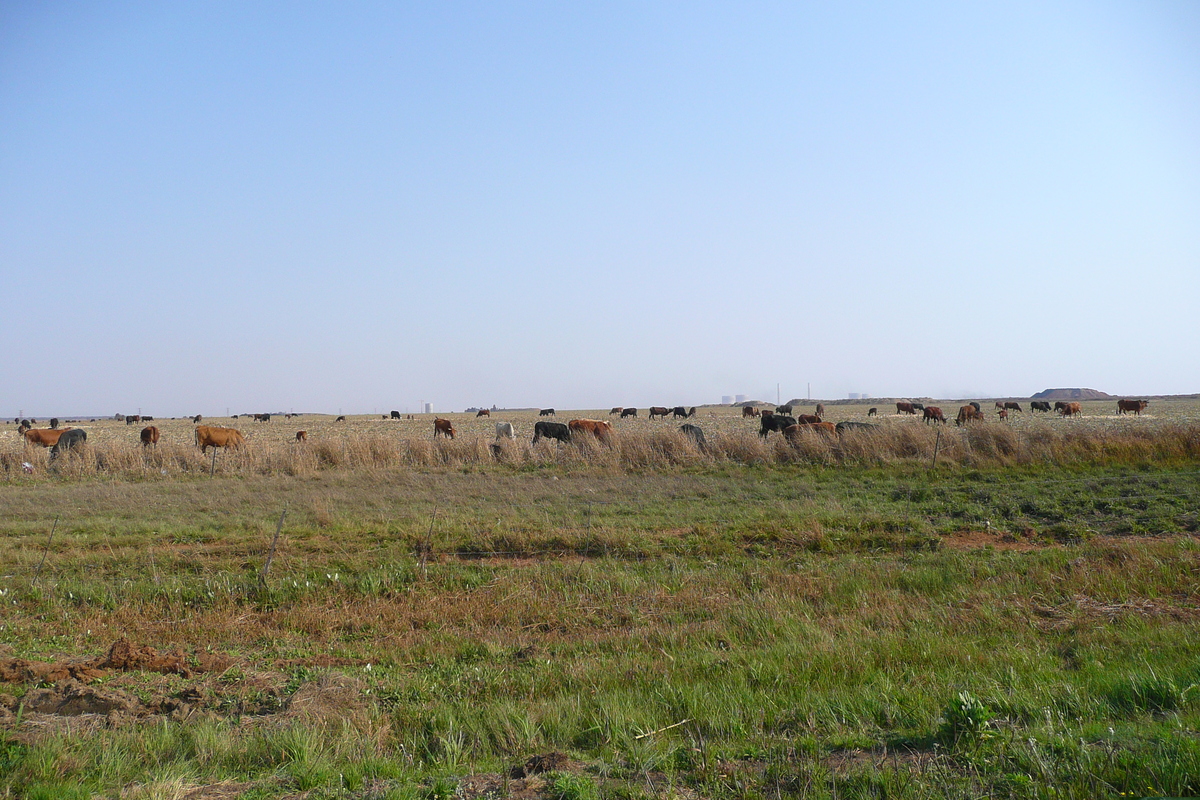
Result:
[1031, 388, 1113, 400]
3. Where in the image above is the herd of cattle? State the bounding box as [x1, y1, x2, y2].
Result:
[8, 398, 1154, 460]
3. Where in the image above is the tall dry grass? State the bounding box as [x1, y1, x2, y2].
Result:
[4, 422, 1199, 481]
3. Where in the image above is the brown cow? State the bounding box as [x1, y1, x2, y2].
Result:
[998, 408, 1008, 421]
[23, 427, 72, 447]
[476, 409, 490, 417]
[195, 426, 245, 453]
[1117, 399, 1148, 415]
[995, 401, 1006, 411]
[610, 407, 623, 415]
[434, 418, 455, 439]
[955, 405, 984, 426]
[784, 422, 837, 439]
[796, 414, 822, 424]
[620, 407, 637, 418]
[741, 406, 760, 418]
[923, 407, 946, 424]
[815, 404, 825, 417]
[295, 430, 308, 442]
[648, 406, 670, 419]
[192, 414, 203, 424]
[1059, 402, 1082, 417]
[1005, 402, 1023, 413]
[140, 426, 160, 447]
[896, 402, 916, 415]
[568, 419, 613, 441]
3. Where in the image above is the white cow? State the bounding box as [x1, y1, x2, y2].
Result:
[495, 422, 514, 439]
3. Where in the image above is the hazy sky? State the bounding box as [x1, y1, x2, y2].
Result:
[3, 2, 1197, 416]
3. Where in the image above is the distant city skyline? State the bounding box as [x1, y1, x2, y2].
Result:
[3, 3, 1197, 417]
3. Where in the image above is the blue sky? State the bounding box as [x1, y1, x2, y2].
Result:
[2, 2, 1197, 416]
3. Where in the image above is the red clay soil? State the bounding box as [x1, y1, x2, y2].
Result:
[0, 638, 231, 685]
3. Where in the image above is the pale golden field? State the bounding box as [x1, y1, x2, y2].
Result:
[2, 396, 1198, 480]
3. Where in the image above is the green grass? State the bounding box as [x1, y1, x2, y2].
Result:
[1, 460, 1199, 798]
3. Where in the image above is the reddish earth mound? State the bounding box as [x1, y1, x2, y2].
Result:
[0, 638, 231, 686]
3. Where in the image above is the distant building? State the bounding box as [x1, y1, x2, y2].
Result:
[735, 394, 747, 403]
[423, 402, 432, 414]
[848, 393, 860, 400]
[721, 395, 733, 405]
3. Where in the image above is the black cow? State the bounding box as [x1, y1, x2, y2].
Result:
[125, 415, 141, 425]
[391, 410, 402, 419]
[680, 424, 706, 447]
[539, 408, 555, 416]
[1030, 401, 1051, 412]
[912, 403, 925, 411]
[867, 408, 877, 417]
[532, 421, 571, 444]
[49, 418, 59, 429]
[776, 404, 793, 415]
[969, 402, 981, 412]
[759, 415, 797, 437]
[335, 415, 346, 421]
[672, 406, 689, 419]
[49, 428, 87, 462]
[620, 408, 637, 418]
[192, 414, 203, 423]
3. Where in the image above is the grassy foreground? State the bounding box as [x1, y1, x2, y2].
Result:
[1, 460, 1199, 799]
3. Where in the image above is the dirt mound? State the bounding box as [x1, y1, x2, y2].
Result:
[510, 751, 572, 778]
[0, 639, 231, 686]
[1031, 388, 1113, 400]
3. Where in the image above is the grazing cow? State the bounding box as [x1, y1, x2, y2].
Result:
[433, 418, 455, 439]
[609, 407, 623, 415]
[621, 408, 637, 418]
[391, 410, 402, 419]
[1059, 402, 1082, 417]
[1030, 401, 1051, 412]
[760, 409, 774, 418]
[495, 422, 515, 439]
[835, 421, 879, 434]
[569, 419, 613, 441]
[679, 423, 706, 447]
[1005, 402, 1023, 413]
[867, 407, 877, 417]
[49, 418, 59, 429]
[995, 401, 1006, 411]
[382, 415, 388, 419]
[896, 402, 916, 415]
[998, 409, 1008, 421]
[125, 415, 141, 425]
[539, 408, 555, 416]
[784, 421, 837, 440]
[254, 413, 271, 423]
[192, 414, 203, 423]
[759, 415, 797, 437]
[955, 405, 984, 426]
[140, 426, 160, 447]
[50, 428, 87, 461]
[969, 402, 981, 413]
[532, 420, 571, 444]
[23, 427, 72, 447]
[1117, 399, 1148, 415]
[776, 404, 793, 415]
[742, 406, 760, 418]
[923, 407, 946, 425]
[796, 414, 822, 425]
[476, 409, 490, 417]
[295, 431, 307, 442]
[688, 407, 697, 417]
[911, 403, 925, 412]
[815, 404, 824, 417]
[649, 406, 670, 419]
[672, 406, 689, 419]
[195, 426, 245, 453]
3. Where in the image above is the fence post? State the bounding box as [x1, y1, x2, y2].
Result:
[33, 516, 59, 585]
[260, 509, 287, 587]
[931, 428, 942, 469]
[210, 448, 217, 476]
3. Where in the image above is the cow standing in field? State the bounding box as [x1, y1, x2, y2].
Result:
[125, 415, 141, 425]
[495, 422, 515, 439]
[1005, 402, 1022, 413]
[23, 427, 72, 448]
[620, 408, 637, 418]
[896, 402, 916, 415]
[956, 405, 984, 426]
[49, 418, 59, 429]
[867, 407, 877, 417]
[759, 415, 797, 437]
[569, 419, 613, 442]
[532, 421, 571, 444]
[1030, 401, 1051, 412]
[336, 415, 346, 421]
[776, 404, 793, 415]
[649, 407, 670, 419]
[1117, 399, 1148, 415]
[923, 407, 946, 424]
[1059, 402, 1082, 417]
[476, 409, 490, 417]
[796, 414, 821, 425]
[815, 404, 824, 417]
[610, 407, 623, 415]
[742, 406, 760, 418]
[680, 424, 706, 447]
[391, 410, 402, 419]
[433, 418, 455, 439]
[672, 406, 689, 419]
[539, 408, 555, 416]
[295, 431, 307, 442]
[49, 428, 87, 461]
[140, 426, 160, 447]
[195, 426, 245, 454]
